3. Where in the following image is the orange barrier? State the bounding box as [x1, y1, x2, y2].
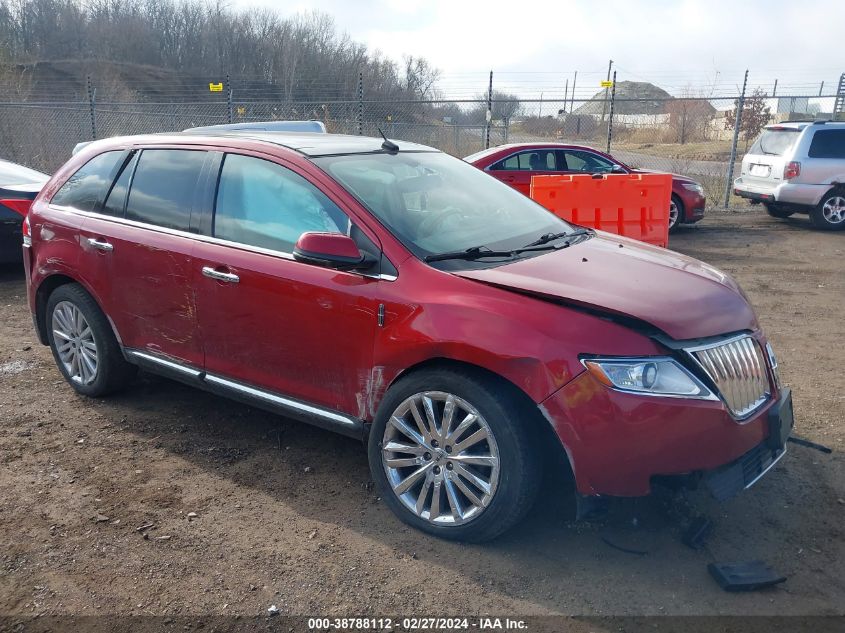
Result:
[530, 173, 672, 247]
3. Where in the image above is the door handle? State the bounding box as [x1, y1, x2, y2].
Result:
[87, 237, 113, 252]
[202, 266, 239, 284]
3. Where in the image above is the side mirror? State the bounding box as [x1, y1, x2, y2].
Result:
[610, 164, 626, 174]
[293, 232, 371, 270]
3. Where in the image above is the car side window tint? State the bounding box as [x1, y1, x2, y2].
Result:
[490, 154, 520, 170]
[808, 130, 845, 159]
[491, 151, 556, 171]
[125, 149, 206, 231]
[101, 152, 138, 218]
[214, 154, 350, 253]
[561, 150, 615, 173]
[51, 151, 124, 212]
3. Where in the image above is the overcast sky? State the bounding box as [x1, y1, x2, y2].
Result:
[237, 0, 842, 100]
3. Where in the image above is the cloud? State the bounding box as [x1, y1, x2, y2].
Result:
[236, 0, 843, 97]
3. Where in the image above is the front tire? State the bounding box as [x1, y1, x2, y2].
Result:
[764, 203, 794, 219]
[46, 283, 136, 397]
[810, 190, 845, 230]
[368, 368, 541, 542]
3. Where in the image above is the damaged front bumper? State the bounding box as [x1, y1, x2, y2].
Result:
[703, 388, 793, 501]
[540, 370, 792, 499]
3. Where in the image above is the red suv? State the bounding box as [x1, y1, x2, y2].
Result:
[23, 132, 791, 541]
[465, 143, 706, 232]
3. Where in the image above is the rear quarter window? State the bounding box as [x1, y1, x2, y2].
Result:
[50, 151, 125, 212]
[808, 130, 845, 159]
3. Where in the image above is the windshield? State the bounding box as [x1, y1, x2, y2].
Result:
[313, 152, 575, 269]
[749, 129, 801, 156]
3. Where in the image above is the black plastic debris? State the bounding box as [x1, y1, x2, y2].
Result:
[682, 516, 712, 550]
[788, 436, 833, 454]
[600, 533, 649, 556]
[708, 561, 786, 592]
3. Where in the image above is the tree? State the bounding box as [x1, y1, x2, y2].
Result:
[0, 0, 443, 105]
[666, 87, 714, 144]
[467, 89, 521, 125]
[725, 88, 771, 150]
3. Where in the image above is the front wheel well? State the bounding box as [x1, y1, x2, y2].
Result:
[381, 357, 577, 512]
[34, 274, 78, 345]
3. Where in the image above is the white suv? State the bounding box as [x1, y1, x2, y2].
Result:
[734, 120, 845, 230]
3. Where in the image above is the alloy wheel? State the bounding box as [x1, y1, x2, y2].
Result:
[822, 196, 845, 225]
[381, 391, 500, 526]
[52, 300, 98, 385]
[668, 199, 680, 229]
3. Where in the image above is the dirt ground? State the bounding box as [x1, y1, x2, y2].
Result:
[0, 209, 843, 623]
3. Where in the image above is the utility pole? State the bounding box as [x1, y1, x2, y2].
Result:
[539, 92, 543, 118]
[562, 79, 569, 113]
[600, 59, 613, 123]
[724, 69, 749, 208]
[571, 71, 577, 114]
[772, 79, 778, 98]
[605, 71, 617, 153]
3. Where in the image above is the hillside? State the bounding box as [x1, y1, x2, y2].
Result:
[573, 81, 674, 115]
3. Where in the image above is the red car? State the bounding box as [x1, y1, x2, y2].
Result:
[24, 132, 790, 542]
[465, 143, 706, 232]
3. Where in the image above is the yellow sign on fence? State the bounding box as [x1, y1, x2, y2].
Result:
[600, 80, 614, 88]
[209, 82, 224, 92]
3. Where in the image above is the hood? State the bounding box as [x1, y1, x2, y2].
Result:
[454, 233, 758, 341]
[632, 168, 698, 184]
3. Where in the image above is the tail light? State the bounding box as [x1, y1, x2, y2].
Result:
[22, 215, 32, 247]
[783, 162, 801, 180]
[0, 198, 32, 217]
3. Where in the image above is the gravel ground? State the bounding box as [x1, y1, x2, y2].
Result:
[0, 210, 843, 623]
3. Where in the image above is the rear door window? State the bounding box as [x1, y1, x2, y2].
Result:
[125, 149, 206, 231]
[51, 151, 125, 212]
[808, 130, 845, 159]
[490, 150, 557, 171]
[213, 153, 349, 253]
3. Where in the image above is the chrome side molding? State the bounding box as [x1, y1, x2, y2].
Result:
[124, 348, 363, 439]
[126, 349, 203, 380]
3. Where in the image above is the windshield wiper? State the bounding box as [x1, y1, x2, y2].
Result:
[424, 245, 516, 263]
[424, 241, 570, 263]
[522, 227, 593, 248]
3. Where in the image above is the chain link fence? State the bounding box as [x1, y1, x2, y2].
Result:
[1, 88, 840, 209]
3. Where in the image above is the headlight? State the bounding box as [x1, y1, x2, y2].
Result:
[765, 342, 781, 388]
[582, 357, 716, 399]
[681, 182, 704, 195]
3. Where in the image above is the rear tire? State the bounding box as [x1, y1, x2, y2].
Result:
[368, 367, 541, 542]
[669, 194, 683, 233]
[764, 203, 794, 219]
[46, 283, 136, 397]
[810, 190, 845, 230]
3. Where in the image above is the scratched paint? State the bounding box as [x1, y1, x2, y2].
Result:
[356, 365, 385, 420]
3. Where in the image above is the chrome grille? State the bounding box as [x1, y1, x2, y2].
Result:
[688, 336, 771, 419]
